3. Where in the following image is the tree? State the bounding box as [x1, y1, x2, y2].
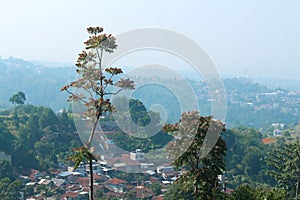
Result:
[163, 111, 227, 199]
[0, 119, 15, 154]
[61, 26, 134, 200]
[223, 127, 272, 187]
[9, 91, 26, 105]
[0, 160, 13, 180]
[0, 178, 23, 199]
[149, 182, 162, 196]
[266, 140, 300, 199]
[228, 184, 287, 200]
[164, 183, 194, 200]
[34, 141, 57, 170]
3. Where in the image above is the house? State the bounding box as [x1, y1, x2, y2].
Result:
[130, 149, 145, 161]
[129, 185, 154, 199]
[140, 163, 155, 173]
[272, 123, 285, 130]
[38, 179, 53, 187]
[22, 169, 44, 181]
[93, 173, 108, 183]
[76, 177, 89, 187]
[262, 137, 277, 145]
[103, 178, 127, 193]
[157, 165, 178, 180]
[51, 178, 65, 187]
[152, 196, 164, 200]
[108, 154, 141, 173]
[90, 163, 102, 175]
[57, 171, 81, 182]
[68, 163, 86, 177]
[61, 191, 88, 200]
[26, 195, 47, 200]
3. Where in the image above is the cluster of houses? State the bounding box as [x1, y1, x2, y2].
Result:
[19, 149, 181, 200]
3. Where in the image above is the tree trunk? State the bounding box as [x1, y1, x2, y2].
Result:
[89, 156, 94, 200]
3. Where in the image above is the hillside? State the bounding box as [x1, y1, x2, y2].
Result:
[1, 56, 300, 130]
[0, 56, 74, 110]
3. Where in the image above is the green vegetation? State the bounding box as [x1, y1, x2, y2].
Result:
[1, 101, 300, 198]
[0, 104, 80, 199]
[1, 56, 300, 198]
[228, 184, 287, 200]
[9, 91, 26, 105]
[266, 141, 300, 199]
[163, 111, 227, 199]
[0, 104, 80, 171]
[223, 127, 275, 187]
[106, 98, 173, 152]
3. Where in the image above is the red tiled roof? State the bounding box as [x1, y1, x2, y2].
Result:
[82, 187, 89, 192]
[126, 185, 134, 189]
[153, 196, 164, 200]
[163, 171, 178, 177]
[225, 188, 234, 194]
[26, 195, 47, 200]
[130, 186, 154, 199]
[76, 177, 89, 187]
[49, 168, 63, 175]
[93, 173, 103, 180]
[262, 137, 277, 144]
[69, 185, 82, 191]
[62, 192, 80, 198]
[104, 185, 115, 192]
[104, 178, 126, 185]
[94, 184, 104, 189]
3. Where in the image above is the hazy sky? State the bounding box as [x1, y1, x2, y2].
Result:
[1, 0, 299, 79]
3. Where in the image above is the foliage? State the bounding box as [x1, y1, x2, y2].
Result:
[0, 177, 23, 200]
[266, 140, 300, 199]
[229, 184, 287, 200]
[105, 98, 173, 152]
[0, 104, 80, 171]
[107, 130, 172, 153]
[69, 146, 97, 169]
[0, 160, 14, 180]
[163, 111, 227, 199]
[223, 127, 275, 187]
[9, 91, 26, 105]
[149, 182, 162, 196]
[0, 119, 16, 153]
[164, 183, 194, 200]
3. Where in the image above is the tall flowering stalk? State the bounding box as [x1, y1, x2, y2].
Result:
[62, 27, 134, 200]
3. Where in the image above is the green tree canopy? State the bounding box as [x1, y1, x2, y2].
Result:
[266, 141, 300, 199]
[163, 111, 227, 199]
[9, 91, 26, 105]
